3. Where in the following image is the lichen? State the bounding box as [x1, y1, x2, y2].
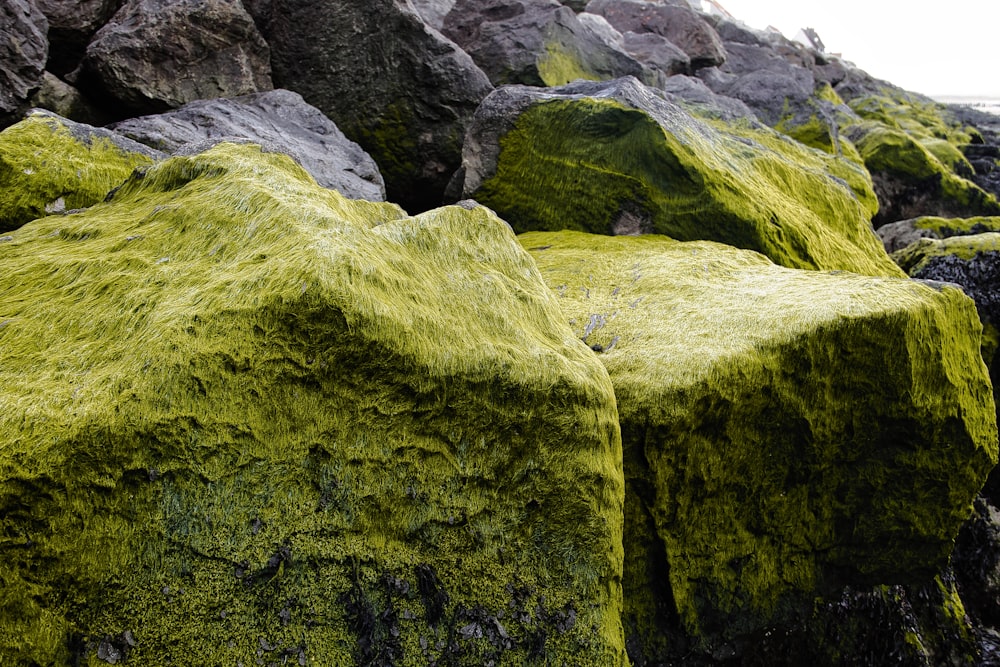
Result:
[0, 144, 627, 665]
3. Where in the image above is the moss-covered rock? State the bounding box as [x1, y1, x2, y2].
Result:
[879, 215, 1000, 254]
[521, 230, 998, 662]
[0, 144, 627, 665]
[0, 110, 161, 232]
[459, 76, 900, 277]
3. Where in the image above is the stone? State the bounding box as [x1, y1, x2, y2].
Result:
[658, 74, 755, 121]
[585, 0, 726, 70]
[441, 0, 657, 88]
[29, 70, 106, 125]
[522, 229, 997, 663]
[259, 0, 493, 212]
[457, 76, 899, 277]
[878, 215, 1000, 254]
[0, 0, 48, 128]
[410, 0, 455, 29]
[621, 31, 689, 77]
[110, 89, 386, 201]
[79, 0, 272, 117]
[0, 143, 627, 665]
[0, 109, 161, 232]
[35, 0, 119, 76]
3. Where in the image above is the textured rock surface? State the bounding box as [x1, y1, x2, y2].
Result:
[459, 76, 899, 277]
[522, 230, 998, 662]
[0, 143, 627, 665]
[260, 0, 493, 212]
[110, 89, 386, 201]
[28, 70, 106, 125]
[0, 0, 48, 128]
[0, 110, 160, 232]
[878, 215, 1000, 254]
[35, 0, 119, 76]
[80, 0, 273, 117]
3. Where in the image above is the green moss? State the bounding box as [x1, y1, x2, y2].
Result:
[474, 94, 900, 277]
[537, 41, 601, 87]
[521, 230, 997, 658]
[920, 137, 974, 174]
[892, 232, 1000, 271]
[0, 144, 627, 664]
[910, 215, 1000, 237]
[0, 111, 155, 232]
[849, 93, 977, 147]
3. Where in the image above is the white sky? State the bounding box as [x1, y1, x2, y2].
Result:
[714, 0, 1000, 98]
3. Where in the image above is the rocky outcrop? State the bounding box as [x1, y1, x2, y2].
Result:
[111, 89, 386, 200]
[0, 110, 160, 231]
[0, 0, 48, 127]
[523, 230, 998, 663]
[35, 0, 120, 76]
[0, 143, 627, 665]
[79, 0, 273, 117]
[259, 0, 493, 212]
[457, 76, 898, 277]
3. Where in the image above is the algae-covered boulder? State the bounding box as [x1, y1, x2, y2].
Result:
[0, 144, 626, 665]
[459, 76, 900, 277]
[878, 215, 1000, 254]
[521, 230, 998, 662]
[0, 109, 161, 232]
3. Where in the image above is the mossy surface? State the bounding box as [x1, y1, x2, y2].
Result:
[471, 81, 899, 277]
[537, 40, 601, 87]
[521, 230, 997, 660]
[909, 215, 1000, 238]
[0, 144, 627, 665]
[0, 111, 157, 232]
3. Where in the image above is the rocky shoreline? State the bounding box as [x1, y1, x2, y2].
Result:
[3, 1, 1000, 665]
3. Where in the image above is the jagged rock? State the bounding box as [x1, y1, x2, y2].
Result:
[585, 0, 726, 70]
[0, 0, 48, 128]
[29, 70, 106, 124]
[523, 230, 997, 663]
[258, 0, 493, 212]
[0, 143, 627, 665]
[457, 76, 898, 277]
[441, 0, 658, 88]
[621, 31, 689, 76]
[79, 0, 272, 117]
[658, 74, 755, 120]
[35, 0, 119, 76]
[410, 0, 455, 29]
[0, 109, 160, 231]
[110, 89, 386, 201]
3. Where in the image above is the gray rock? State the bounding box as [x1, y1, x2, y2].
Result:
[576, 11, 623, 47]
[80, 0, 272, 117]
[35, 0, 119, 75]
[621, 31, 690, 76]
[29, 71, 106, 125]
[877, 219, 941, 254]
[0, 0, 48, 128]
[410, 0, 455, 29]
[258, 0, 493, 212]
[585, 0, 726, 69]
[110, 90, 386, 201]
[659, 73, 755, 120]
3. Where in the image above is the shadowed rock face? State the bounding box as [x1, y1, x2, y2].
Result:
[35, 0, 120, 76]
[0, 0, 48, 126]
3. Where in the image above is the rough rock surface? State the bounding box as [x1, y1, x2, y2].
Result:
[110, 89, 386, 201]
[0, 0, 48, 128]
[458, 76, 898, 277]
[0, 143, 627, 665]
[441, 0, 656, 87]
[0, 109, 161, 232]
[523, 230, 998, 663]
[259, 0, 492, 213]
[410, 0, 455, 30]
[28, 70, 106, 125]
[620, 31, 690, 77]
[878, 215, 1000, 254]
[35, 0, 120, 76]
[79, 0, 273, 117]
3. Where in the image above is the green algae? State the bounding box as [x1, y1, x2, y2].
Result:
[0, 144, 627, 665]
[473, 93, 900, 277]
[521, 230, 997, 659]
[537, 40, 601, 87]
[892, 232, 1000, 271]
[909, 215, 1000, 238]
[0, 111, 156, 232]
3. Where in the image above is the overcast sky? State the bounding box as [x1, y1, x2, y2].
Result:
[713, 0, 999, 98]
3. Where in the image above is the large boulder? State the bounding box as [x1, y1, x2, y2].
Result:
[522, 230, 998, 663]
[441, 0, 657, 87]
[0, 0, 48, 128]
[0, 109, 160, 232]
[35, 0, 119, 76]
[79, 0, 273, 117]
[110, 89, 386, 201]
[259, 0, 493, 212]
[457, 76, 899, 277]
[0, 143, 627, 665]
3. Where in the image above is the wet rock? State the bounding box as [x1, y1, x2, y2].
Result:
[110, 89, 385, 201]
[0, 0, 48, 128]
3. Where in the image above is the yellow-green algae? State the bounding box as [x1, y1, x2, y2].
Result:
[0, 144, 627, 665]
[908, 215, 1000, 238]
[893, 232, 1000, 271]
[0, 111, 155, 232]
[521, 230, 997, 659]
[537, 40, 602, 87]
[473, 93, 900, 277]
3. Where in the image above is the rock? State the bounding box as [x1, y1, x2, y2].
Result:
[457, 76, 898, 277]
[658, 74, 755, 121]
[522, 230, 997, 663]
[110, 89, 386, 201]
[878, 215, 1000, 254]
[621, 31, 689, 77]
[79, 0, 272, 117]
[585, 0, 726, 70]
[410, 0, 455, 29]
[0, 109, 161, 232]
[0, 143, 627, 665]
[29, 70, 106, 125]
[441, 0, 657, 88]
[35, 0, 119, 76]
[0, 0, 48, 128]
[259, 0, 493, 212]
